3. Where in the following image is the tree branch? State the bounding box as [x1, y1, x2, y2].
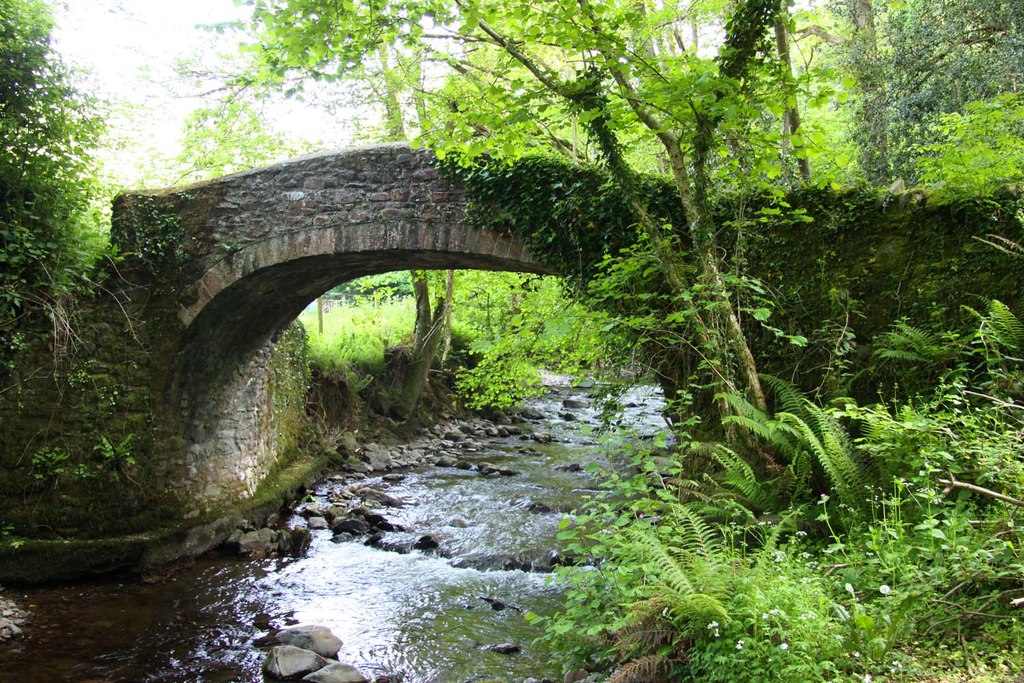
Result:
[940, 476, 1024, 509]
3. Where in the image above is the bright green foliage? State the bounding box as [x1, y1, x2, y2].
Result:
[452, 273, 617, 410]
[819, 0, 1024, 185]
[542, 446, 850, 681]
[1, 0, 105, 366]
[298, 291, 415, 379]
[914, 95, 1024, 199]
[720, 380, 866, 510]
[543, 300, 1024, 680]
[175, 94, 312, 183]
[298, 271, 616, 409]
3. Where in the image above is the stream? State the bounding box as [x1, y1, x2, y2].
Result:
[0, 383, 667, 683]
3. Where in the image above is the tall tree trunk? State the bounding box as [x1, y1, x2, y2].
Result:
[440, 270, 455, 365]
[774, 1, 812, 183]
[847, 0, 889, 183]
[376, 44, 406, 141]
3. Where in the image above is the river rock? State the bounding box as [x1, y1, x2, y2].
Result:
[356, 487, 404, 508]
[434, 454, 458, 467]
[302, 662, 369, 683]
[413, 534, 440, 550]
[326, 505, 349, 521]
[482, 642, 520, 654]
[359, 444, 393, 471]
[275, 625, 343, 658]
[263, 644, 329, 679]
[478, 463, 519, 477]
[562, 397, 589, 409]
[307, 516, 330, 530]
[332, 517, 371, 534]
[360, 511, 402, 532]
[343, 457, 372, 474]
[238, 527, 277, 555]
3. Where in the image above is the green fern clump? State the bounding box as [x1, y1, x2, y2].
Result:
[719, 378, 870, 511]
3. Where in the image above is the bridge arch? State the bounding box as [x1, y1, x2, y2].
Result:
[120, 143, 553, 512]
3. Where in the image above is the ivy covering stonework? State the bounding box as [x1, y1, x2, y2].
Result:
[440, 155, 682, 286]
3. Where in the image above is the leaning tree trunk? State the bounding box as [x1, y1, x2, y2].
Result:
[394, 272, 445, 418]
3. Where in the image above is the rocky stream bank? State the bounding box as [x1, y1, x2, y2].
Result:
[0, 382, 667, 682]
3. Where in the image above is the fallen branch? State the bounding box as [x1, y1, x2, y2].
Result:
[939, 477, 1024, 509]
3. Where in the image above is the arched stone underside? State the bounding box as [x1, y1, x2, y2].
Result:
[139, 143, 553, 513]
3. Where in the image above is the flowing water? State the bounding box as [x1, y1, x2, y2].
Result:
[0, 384, 667, 683]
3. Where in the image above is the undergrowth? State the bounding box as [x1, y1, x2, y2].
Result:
[537, 300, 1024, 682]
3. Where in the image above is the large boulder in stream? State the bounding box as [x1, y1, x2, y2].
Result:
[275, 624, 343, 658]
[263, 644, 329, 679]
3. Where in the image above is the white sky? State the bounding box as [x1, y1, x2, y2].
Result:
[54, 0, 248, 98]
[51, 0, 356, 188]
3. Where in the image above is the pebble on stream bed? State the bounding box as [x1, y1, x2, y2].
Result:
[0, 589, 27, 640]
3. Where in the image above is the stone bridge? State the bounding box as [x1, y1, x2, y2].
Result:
[135, 143, 552, 511]
[6, 139, 1017, 581]
[0, 143, 553, 578]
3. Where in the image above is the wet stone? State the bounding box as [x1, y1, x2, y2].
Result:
[413, 535, 440, 551]
[276, 624, 343, 658]
[482, 642, 520, 654]
[302, 662, 369, 683]
[263, 645, 329, 679]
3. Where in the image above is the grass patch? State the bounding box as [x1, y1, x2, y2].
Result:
[298, 296, 415, 378]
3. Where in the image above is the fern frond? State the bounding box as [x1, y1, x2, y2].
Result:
[778, 408, 864, 507]
[762, 374, 806, 414]
[874, 321, 953, 365]
[626, 526, 730, 624]
[973, 234, 1024, 259]
[717, 390, 769, 421]
[721, 414, 784, 443]
[709, 445, 781, 512]
[609, 654, 678, 683]
[985, 299, 1024, 352]
[668, 504, 723, 561]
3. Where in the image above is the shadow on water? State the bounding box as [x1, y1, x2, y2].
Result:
[0, 384, 667, 683]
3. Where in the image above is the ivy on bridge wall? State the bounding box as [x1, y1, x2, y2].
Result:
[445, 155, 1024, 399]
